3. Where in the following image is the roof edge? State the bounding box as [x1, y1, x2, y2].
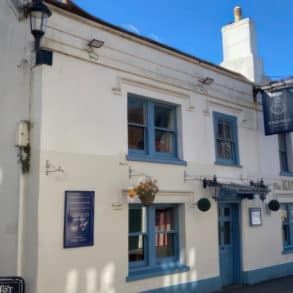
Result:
[45, 0, 253, 84]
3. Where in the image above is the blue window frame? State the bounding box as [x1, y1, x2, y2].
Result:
[128, 204, 186, 280]
[127, 94, 186, 165]
[278, 133, 290, 174]
[280, 203, 293, 252]
[213, 112, 240, 166]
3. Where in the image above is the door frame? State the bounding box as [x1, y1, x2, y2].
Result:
[218, 200, 243, 286]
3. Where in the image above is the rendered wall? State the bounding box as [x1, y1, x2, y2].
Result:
[0, 0, 30, 276]
[1, 3, 292, 293]
[32, 5, 293, 290]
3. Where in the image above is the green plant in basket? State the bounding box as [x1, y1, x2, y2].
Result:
[135, 177, 159, 206]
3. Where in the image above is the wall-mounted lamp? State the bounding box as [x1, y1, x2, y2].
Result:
[88, 39, 104, 60]
[202, 175, 221, 200]
[28, 1, 53, 65]
[89, 39, 104, 49]
[199, 77, 214, 91]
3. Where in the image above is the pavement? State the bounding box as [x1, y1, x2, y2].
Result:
[217, 275, 293, 293]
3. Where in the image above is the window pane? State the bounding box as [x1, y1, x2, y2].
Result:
[217, 140, 232, 160]
[128, 99, 145, 125]
[129, 235, 145, 262]
[223, 142, 233, 160]
[155, 207, 176, 232]
[224, 121, 233, 140]
[224, 208, 230, 217]
[289, 207, 293, 222]
[280, 152, 289, 172]
[155, 105, 175, 129]
[129, 207, 146, 233]
[218, 121, 224, 139]
[280, 205, 289, 246]
[128, 126, 145, 150]
[155, 131, 174, 153]
[224, 221, 231, 245]
[156, 233, 175, 258]
[279, 134, 287, 152]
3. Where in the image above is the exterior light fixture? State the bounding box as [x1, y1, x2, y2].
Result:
[199, 77, 214, 91]
[28, 1, 53, 65]
[203, 175, 221, 200]
[200, 77, 214, 85]
[88, 39, 104, 49]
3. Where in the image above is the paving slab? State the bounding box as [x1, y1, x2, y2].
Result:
[217, 275, 293, 293]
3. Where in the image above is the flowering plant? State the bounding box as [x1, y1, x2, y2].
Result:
[135, 177, 159, 205]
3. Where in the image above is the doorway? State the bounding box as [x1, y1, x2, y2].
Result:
[218, 203, 241, 287]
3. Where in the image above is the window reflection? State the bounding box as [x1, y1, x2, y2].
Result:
[281, 205, 289, 246]
[155, 105, 174, 129]
[155, 207, 176, 259]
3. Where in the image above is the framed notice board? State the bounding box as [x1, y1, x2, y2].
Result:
[249, 208, 262, 226]
[64, 191, 95, 248]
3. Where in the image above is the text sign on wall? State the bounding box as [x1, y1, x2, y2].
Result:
[273, 180, 293, 193]
[0, 277, 25, 293]
[64, 191, 94, 248]
[249, 208, 262, 226]
[262, 87, 293, 135]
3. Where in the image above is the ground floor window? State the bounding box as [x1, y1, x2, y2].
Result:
[128, 204, 179, 271]
[280, 203, 293, 250]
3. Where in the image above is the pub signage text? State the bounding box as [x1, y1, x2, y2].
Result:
[273, 180, 293, 192]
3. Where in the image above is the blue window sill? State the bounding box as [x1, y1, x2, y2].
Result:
[127, 154, 187, 166]
[280, 171, 293, 177]
[215, 161, 242, 168]
[126, 264, 190, 282]
[283, 247, 293, 254]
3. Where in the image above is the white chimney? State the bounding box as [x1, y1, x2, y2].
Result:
[221, 7, 264, 84]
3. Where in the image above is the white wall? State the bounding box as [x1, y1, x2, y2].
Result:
[221, 18, 264, 83]
[32, 6, 287, 291]
[0, 0, 31, 276]
[1, 2, 292, 293]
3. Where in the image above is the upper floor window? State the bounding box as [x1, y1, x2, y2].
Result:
[279, 133, 292, 174]
[127, 94, 185, 165]
[213, 112, 240, 166]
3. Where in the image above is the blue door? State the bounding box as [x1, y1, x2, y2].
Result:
[218, 203, 241, 287]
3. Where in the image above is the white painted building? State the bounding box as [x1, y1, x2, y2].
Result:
[1, 1, 293, 293]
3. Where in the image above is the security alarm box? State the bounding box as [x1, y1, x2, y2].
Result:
[17, 121, 29, 147]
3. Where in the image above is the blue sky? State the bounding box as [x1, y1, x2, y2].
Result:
[74, 0, 292, 79]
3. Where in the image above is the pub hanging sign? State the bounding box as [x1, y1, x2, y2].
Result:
[262, 86, 293, 135]
[64, 191, 94, 248]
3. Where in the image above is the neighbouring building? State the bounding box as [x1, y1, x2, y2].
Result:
[1, 1, 293, 293]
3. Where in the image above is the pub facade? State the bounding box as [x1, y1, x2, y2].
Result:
[1, 1, 293, 293]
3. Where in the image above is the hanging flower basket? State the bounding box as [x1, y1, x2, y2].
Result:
[135, 177, 159, 206]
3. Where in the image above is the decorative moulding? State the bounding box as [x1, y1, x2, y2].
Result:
[120, 77, 190, 100]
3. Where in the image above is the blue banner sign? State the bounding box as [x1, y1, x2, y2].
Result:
[64, 191, 94, 248]
[262, 86, 293, 135]
[0, 277, 25, 293]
